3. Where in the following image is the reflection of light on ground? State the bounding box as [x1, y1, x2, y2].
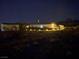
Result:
[0, 56, 8, 58]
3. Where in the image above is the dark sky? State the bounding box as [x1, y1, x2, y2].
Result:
[0, 0, 79, 23]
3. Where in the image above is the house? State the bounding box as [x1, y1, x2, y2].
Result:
[1, 23, 20, 31]
[0, 22, 65, 31]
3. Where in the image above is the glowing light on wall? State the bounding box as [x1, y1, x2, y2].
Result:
[33, 29, 36, 31]
[52, 28, 57, 31]
[26, 25, 29, 28]
[38, 29, 41, 31]
[40, 25, 43, 28]
[50, 23, 57, 29]
[56, 28, 60, 31]
[45, 29, 49, 31]
[30, 29, 32, 31]
[26, 29, 27, 31]
[59, 25, 65, 30]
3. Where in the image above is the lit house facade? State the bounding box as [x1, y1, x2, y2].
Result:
[1, 23, 20, 31]
[0, 23, 65, 31]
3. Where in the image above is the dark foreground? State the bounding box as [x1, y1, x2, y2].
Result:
[0, 30, 78, 59]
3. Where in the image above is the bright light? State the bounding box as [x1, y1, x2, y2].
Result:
[30, 29, 32, 31]
[59, 25, 65, 30]
[51, 23, 57, 28]
[26, 25, 29, 28]
[38, 29, 41, 31]
[40, 25, 43, 28]
[56, 28, 60, 31]
[52, 28, 57, 31]
[45, 29, 49, 31]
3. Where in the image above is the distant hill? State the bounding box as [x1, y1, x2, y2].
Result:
[57, 18, 79, 26]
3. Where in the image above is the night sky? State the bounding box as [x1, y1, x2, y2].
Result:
[0, 0, 79, 23]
